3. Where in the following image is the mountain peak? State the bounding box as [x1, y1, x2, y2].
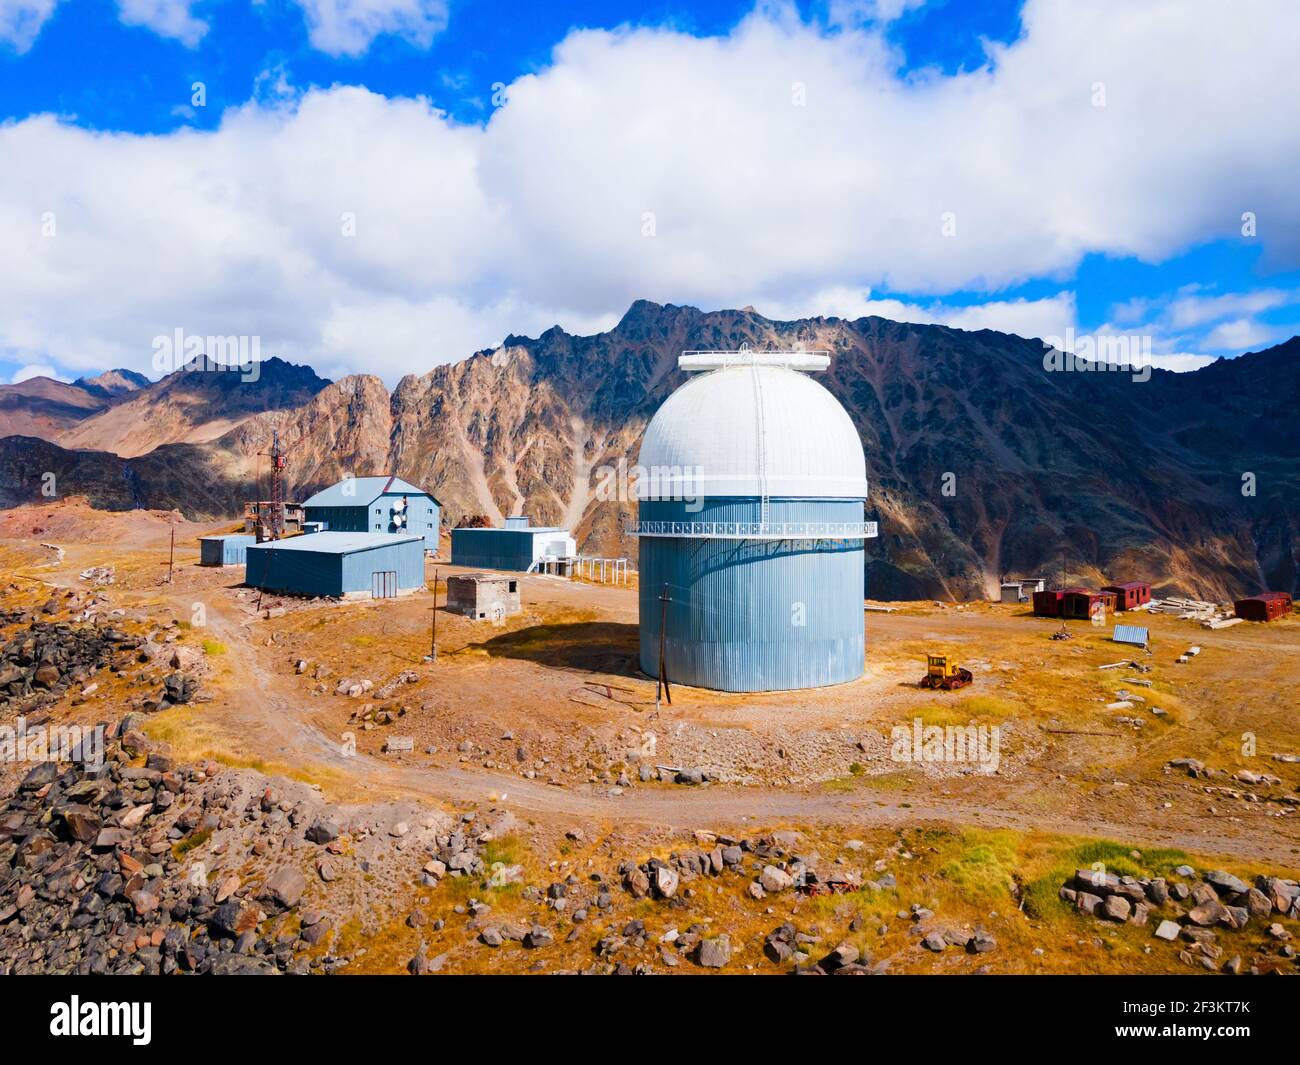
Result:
[74, 368, 151, 397]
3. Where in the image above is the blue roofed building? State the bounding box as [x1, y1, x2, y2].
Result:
[301, 475, 440, 553]
[245, 532, 426, 598]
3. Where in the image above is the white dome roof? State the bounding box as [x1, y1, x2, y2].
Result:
[636, 365, 869, 500]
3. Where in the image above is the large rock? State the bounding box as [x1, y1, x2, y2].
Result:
[820, 942, 859, 971]
[697, 935, 732, 968]
[1204, 870, 1250, 896]
[653, 865, 680, 899]
[1186, 900, 1228, 927]
[305, 818, 340, 844]
[58, 806, 102, 843]
[263, 867, 307, 909]
[1153, 919, 1181, 941]
[1102, 895, 1132, 922]
[1075, 891, 1104, 917]
[1074, 868, 1119, 895]
[1245, 888, 1273, 918]
[759, 865, 794, 893]
[211, 899, 264, 938]
[33, 664, 62, 688]
[523, 925, 554, 949]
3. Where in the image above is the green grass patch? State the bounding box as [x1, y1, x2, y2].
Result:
[1022, 839, 1188, 920]
[935, 829, 1019, 900]
[201, 638, 226, 655]
[912, 694, 1020, 728]
[173, 828, 212, 859]
[480, 835, 525, 869]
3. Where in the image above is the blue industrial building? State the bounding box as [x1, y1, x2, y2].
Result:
[245, 532, 426, 598]
[301, 476, 440, 553]
[199, 533, 255, 567]
[451, 517, 576, 572]
[634, 349, 878, 692]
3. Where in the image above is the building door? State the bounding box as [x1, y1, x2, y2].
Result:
[371, 570, 397, 598]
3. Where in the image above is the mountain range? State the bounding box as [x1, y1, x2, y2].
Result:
[1, 302, 1296, 601]
[0, 369, 150, 440]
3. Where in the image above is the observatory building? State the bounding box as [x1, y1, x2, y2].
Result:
[301, 476, 440, 553]
[634, 347, 877, 692]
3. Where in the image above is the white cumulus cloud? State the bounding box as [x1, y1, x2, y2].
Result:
[2, 0, 1299, 384]
[0, 0, 59, 52]
[754, 287, 1078, 343]
[11, 362, 69, 383]
[116, 0, 208, 47]
[292, 0, 449, 57]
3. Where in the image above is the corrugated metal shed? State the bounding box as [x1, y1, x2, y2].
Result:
[199, 534, 255, 567]
[245, 532, 425, 598]
[1112, 624, 1150, 646]
[451, 525, 576, 572]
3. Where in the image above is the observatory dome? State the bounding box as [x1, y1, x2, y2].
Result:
[636, 364, 868, 500]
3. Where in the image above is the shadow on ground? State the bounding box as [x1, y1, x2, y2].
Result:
[472, 621, 640, 676]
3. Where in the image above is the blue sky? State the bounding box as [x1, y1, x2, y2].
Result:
[3, 0, 1299, 385]
[2, 1, 1022, 133]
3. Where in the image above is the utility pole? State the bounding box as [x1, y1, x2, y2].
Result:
[429, 567, 439, 661]
[1058, 549, 1069, 636]
[656, 584, 672, 709]
[168, 524, 175, 584]
[256, 547, 273, 613]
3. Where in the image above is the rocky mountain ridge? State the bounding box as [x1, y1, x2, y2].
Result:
[0, 368, 148, 440]
[1, 304, 1297, 600]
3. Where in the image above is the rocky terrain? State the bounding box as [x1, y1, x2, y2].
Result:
[0, 535, 1296, 976]
[1, 305, 1298, 600]
[1060, 863, 1298, 974]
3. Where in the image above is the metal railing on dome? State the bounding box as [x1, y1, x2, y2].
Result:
[632, 520, 879, 541]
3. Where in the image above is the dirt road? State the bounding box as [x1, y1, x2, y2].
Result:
[181, 591, 1299, 865]
[14, 532, 1300, 867]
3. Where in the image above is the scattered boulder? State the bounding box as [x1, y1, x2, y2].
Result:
[305, 818, 340, 845]
[696, 934, 731, 968]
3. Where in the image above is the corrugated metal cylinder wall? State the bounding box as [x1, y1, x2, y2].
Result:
[638, 498, 865, 692]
